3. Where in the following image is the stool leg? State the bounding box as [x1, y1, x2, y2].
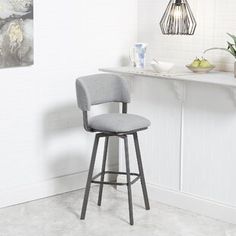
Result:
[133, 132, 150, 210]
[97, 136, 109, 206]
[123, 136, 134, 225]
[80, 134, 100, 220]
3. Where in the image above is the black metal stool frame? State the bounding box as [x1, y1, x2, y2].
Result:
[80, 103, 150, 225]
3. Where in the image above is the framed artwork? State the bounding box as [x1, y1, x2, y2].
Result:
[0, 0, 33, 68]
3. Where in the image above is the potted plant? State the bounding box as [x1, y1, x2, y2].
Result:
[204, 33, 236, 78]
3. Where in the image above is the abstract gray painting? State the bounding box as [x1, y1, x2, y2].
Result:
[0, 0, 33, 68]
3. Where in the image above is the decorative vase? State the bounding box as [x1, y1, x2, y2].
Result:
[130, 43, 147, 68]
[234, 61, 236, 78]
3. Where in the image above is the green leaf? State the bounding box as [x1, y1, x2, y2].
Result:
[227, 33, 236, 45]
[227, 41, 236, 56]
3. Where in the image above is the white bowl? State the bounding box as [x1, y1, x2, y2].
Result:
[151, 61, 174, 73]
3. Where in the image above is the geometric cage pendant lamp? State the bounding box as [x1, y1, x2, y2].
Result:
[160, 0, 197, 35]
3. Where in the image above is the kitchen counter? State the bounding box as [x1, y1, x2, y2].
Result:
[100, 67, 236, 104]
[100, 67, 236, 87]
[99, 66, 236, 224]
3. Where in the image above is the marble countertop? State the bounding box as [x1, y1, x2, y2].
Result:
[100, 67, 236, 88]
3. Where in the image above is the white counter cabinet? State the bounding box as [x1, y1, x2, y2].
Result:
[100, 67, 236, 224]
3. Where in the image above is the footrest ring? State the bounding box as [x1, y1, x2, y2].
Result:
[91, 171, 140, 186]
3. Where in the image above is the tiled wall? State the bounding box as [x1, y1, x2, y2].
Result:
[138, 0, 236, 71]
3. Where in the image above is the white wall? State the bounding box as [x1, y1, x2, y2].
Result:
[0, 0, 137, 208]
[128, 0, 236, 224]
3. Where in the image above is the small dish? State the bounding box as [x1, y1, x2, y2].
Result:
[186, 65, 215, 73]
[151, 60, 174, 73]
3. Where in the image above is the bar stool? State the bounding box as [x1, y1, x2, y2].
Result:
[75, 74, 150, 225]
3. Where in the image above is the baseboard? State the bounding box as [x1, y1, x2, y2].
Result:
[0, 171, 89, 209]
[0, 164, 119, 209]
[147, 183, 236, 225]
[118, 177, 236, 225]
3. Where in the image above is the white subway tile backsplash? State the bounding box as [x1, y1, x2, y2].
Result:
[138, 0, 236, 71]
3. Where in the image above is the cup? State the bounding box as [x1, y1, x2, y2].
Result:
[130, 43, 147, 68]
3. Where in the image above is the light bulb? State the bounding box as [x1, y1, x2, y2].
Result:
[172, 5, 182, 19]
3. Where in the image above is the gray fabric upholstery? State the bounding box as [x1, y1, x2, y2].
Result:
[88, 113, 151, 133]
[76, 74, 130, 111]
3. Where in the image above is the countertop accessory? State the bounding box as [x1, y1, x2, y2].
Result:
[151, 60, 174, 73]
[186, 65, 215, 73]
[130, 43, 147, 68]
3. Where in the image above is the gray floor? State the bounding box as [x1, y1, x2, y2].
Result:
[0, 186, 236, 236]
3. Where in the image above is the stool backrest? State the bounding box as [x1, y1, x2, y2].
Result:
[76, 74, 130, 111]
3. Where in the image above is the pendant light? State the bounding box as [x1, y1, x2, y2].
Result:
[160, 0, 197, 35]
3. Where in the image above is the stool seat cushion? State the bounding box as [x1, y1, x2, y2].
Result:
[88, 113, 151, 133]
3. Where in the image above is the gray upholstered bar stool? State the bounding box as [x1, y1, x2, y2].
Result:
[75, 74, 150, 225]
